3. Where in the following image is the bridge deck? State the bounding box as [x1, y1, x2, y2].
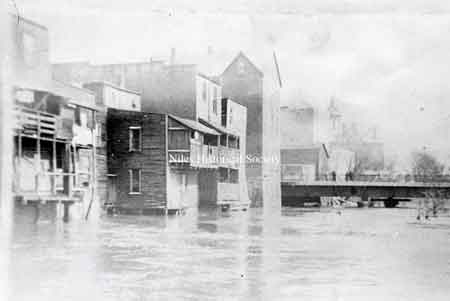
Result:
[282, 181, 450, 189]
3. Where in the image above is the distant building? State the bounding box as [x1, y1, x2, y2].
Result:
[280, 104, 315, 148]
[281, 144, 329, 182]
[326, 98, 385, 176]
[83, 81, 141, 111]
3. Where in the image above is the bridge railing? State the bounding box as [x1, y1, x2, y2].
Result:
[317, 173, 450, 184]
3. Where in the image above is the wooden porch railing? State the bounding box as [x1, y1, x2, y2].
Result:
[14, 105, 58, 137]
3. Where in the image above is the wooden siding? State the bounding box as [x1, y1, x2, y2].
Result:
[95, 108, 108, 204]
[107, 108, 167, 209]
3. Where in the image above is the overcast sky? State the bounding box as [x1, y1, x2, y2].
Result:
[12, 0, 450, 168]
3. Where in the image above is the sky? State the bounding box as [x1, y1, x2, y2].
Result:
[10, 0, 450, 169]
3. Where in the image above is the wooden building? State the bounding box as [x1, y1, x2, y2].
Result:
[9, 15, 101, 221]
[106, 109, 224, 214]
[82, 81, 142, 208]
[51, 54, 254, 210]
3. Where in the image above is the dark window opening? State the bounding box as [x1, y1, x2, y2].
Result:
[129, 127, 142, 151]
[129, 169, 141, 193]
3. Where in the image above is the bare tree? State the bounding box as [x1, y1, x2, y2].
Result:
[411, 151, 444, 181]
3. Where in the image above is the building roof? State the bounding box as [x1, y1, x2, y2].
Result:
[221, 51, 264, 78]
[169, 115, 220, 136]
[83, 81, 141, 96]
[198, 118, 240, 137]
[14, 78, 99, 109]
[197, 72, 221, 85]
[282, 143, 329, 159]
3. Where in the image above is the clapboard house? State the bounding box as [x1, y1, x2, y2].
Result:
[107, 109, 223, 214]
[82, 81, 141, 207]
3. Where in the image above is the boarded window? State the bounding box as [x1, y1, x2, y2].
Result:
[129, 169, 141, 193]
[129, 127, 142, 151]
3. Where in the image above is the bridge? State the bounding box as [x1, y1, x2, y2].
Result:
[281, 181, 450, 208]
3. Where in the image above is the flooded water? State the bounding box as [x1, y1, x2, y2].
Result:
[2, 206, 450, 301]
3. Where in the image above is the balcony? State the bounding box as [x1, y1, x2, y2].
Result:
[13, 105, 74, 140]
[14, 105, 58, 137]
[217, 182, 240, 204]
[218, 146, 240, 169]
[168, 140, 218, 168]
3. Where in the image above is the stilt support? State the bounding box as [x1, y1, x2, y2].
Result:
[63, 203, 70, 223]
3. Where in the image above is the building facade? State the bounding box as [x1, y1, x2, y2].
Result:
[107, 108, 245, 214]
[82, 81, 142, 207]
[8, 15, 102, 221]
[281, 145, 329, 182]
[220, 52, 281, 208]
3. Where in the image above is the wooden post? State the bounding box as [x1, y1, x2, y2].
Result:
[17, 127, 22, 192]
[33, 203, 40, 223]
[36, 136, 40, 193]
[52, 140, 57, 194]
[85, 114, 97, 220]
[63, 202, 70, 222]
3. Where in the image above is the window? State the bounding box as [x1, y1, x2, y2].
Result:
[129, 127, 142, 151]
[230, 169, 239, 183]
[75, 107, 94, 129]
[229, 107, 233, 124]
[129, 169, 141, 193]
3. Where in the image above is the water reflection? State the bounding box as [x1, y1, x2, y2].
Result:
[2, 206, 450, 300]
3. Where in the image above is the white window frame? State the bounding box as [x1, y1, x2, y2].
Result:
[129, 169, 142, 194]
[129, 126, 142, 152]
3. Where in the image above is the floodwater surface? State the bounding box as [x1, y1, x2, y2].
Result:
[2, 206, 450, 300]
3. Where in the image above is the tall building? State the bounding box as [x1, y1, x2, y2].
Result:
[220, 52, 281, 208]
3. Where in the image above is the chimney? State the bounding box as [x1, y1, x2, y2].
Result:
[170, 48, 176, 65]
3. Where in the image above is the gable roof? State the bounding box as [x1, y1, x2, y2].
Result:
[221, 51, 264, 78]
